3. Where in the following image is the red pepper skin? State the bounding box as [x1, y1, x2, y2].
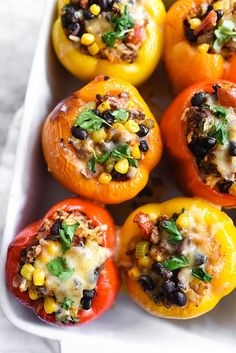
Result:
[160, 79, 236, 208]
[6, 198, 120, 326]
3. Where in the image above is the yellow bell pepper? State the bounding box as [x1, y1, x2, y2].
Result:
[52, 0, 166, 86]
[119, 197, 236, 319]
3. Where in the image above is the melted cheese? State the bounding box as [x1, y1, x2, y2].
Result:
[34, 240, 111, 307]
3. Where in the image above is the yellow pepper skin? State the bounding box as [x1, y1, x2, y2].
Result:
[53, 0, 166, 86]
[119, 197, 236, 319]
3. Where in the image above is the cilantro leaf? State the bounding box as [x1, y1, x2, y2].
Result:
[160, 219, 183, 244]
[75, 110, 111, 131]
[162, 255, 190, 271]
[96, 151, 110, 163]
[62, 297, 74, 310]
[59, 222, 79, 253]
[88, 157, 97, 173]
[46, 257, 75, 282]
[192, 267, 213, 282]
[213, 20, 236, 52]
[214, 106, 227, 118]
[102, 5, 134, 47]
[210, 117, 228, 145]
[111, 109, 129, 122]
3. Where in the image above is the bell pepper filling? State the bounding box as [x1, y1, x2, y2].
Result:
[13, 209, 111, 324]
[127, 207, 219, 308]
[184, 0, 236, 56]
[68, 88, 153, 183]
[185, 84, 236, 195]
[61, 0, 148, 63]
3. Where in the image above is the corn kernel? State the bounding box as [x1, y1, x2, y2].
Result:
[138, 256, 153, 269]
[128, 266, 141, 280]
[29, 289, 39, 300]
[88, 42, 100, 55]
[189, 18, 201, 30]
[106, 161, 115, 173]
[98, 101, 111, 113]
[91, 128, 107, 143]
[98, 172, 112, 184]
[198, 43, 209, 54]
[213, 1, 222, 11]
[47, 241, 61, 256]
[90, 4, 101, 16]
[20, 263, 35, 281]
[112, 122, 126, 131]
[115, 158, 129, 174]
[44, 297, 58, 314]
[33, 269, 45, 286]
[148, 212, 158, 224]
[131, 145, 141, 159]
[124, 120, 140, 133]
[176, 213, 190, 229]
[81, 33, 95, 46]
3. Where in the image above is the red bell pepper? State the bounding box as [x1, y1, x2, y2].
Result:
[6, 198, 120, 326]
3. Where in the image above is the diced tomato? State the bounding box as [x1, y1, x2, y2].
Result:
[126, 25, 147, 46]
[133, 212, 153, 236]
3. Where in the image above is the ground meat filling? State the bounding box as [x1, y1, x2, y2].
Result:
[127, 208, 218, 308]
[14, 209, 111, 324]
[68, 86, 154, 183]
[184, 0, 236, 56]
[61, 0, 148, 63]
[186, 84, 236, 195]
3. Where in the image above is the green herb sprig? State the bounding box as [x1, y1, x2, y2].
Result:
[192, 267, 213, 282]
[162, 255, 190, 271]
[46, 257, 75, 282]
[59, 222, 80, 253]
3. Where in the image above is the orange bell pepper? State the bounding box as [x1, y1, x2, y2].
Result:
[164, 0, 236, 93]
[42, 76, 162, 204]
[6, 198, 120, 326]
[53, 0, 166, 86]
[119, 198, 236, 319]
[161, 79, 236, 207]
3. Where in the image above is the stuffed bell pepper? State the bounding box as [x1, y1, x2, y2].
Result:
[52, 0, 165, 85]
[42, 76, 162, 204]
[161, 79, 236, 207]
[6, 198, 120, 326]
[165, 0, 236, 93]
[119, 198, 236, 319]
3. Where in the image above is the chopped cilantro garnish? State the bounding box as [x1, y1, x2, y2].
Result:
[214, 106, 227, 119]
[111, 109, 129, 122]
[62, 297, 74, 310]
[46, 257, 75, 282]
[102, 5, 134, 47]
[75, 110, 111, 131]
[160, 219, 183, 244]
[59, 222, 80, 252]
[210, 117, 228, 145]
[88, 157, 97, 174]
[162, 255, 190, 271]
[192, 267, 213, 282]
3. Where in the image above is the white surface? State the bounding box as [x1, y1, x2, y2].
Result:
[0, 0, 236, 352]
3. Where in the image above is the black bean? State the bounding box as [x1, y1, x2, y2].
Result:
[169, 291, 187, 307]
[200, 136, 217, 150]
[191, 92, 207, 107]
[61, 14, 70, 28]
[194, 253, 207, 266]
[51, 219, 62, 235]
[139, 140, 149, 152]
[96, 94, 103, 101]
[102, 110, 115, 124]
[213, 84, 221, 92]
[137, 124, 149, 137]
[81, 297, 92, 310]
[92, 109, 100, 116]
[83, 289, 95, 299]
[152, 262, 173, 279]
[97, 0, 109, 11]
[206, 4, 213, 13]
[229, 141, 236, 156]
[184, 19, 197, 43]
[111, 170, 129, 181]
[216, 9, 224, 21]
[138, 275, 155, 291]
[71, 126, 88, 140]
[104, 75, 110, 81]
[188, 140, 207, 160]
[83, 10, 94, 20]
[218, 180, 233, 193]
[162, 281, 176, 294]
[67, 22, 81, 36]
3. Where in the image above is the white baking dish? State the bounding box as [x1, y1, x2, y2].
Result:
[1, 0, 236, 352]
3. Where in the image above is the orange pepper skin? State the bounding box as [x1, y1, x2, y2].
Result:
[42, 76, 162, 204]
[6, 198, 120, 326]
[164, 0, 236, 94]
[119, 198, 236, 319]
[53, 0, 166, 86]
[161, 79, 236, 207]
